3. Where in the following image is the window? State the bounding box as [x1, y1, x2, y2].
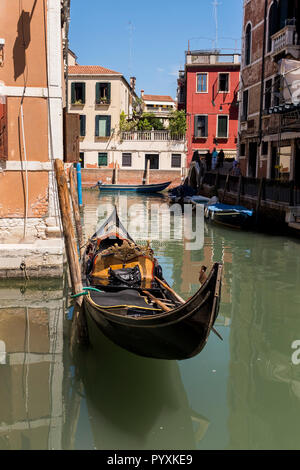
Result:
[219, 73, 229, 92]
[240, 143, 246, 156]
[71, 82, 86, 104]
[95, 115, 111, 137]
[273, 75, 282, 106]
[242, 90, 249, 120]
[268, 1, 279, 52]
[245, 24, 252, 66]
[145, 154, 159, 170]
[194, 115, 208, 138]
[96, 83, 111, 104]
[122, 153, 132, 167]
[197, 74, 208, 93]
[264, 79, 272, 110]
[262, 141, 269, 156]
[79, 152, 85, 168]
[171, 154, 181, 168]
[98, 152, 108, 166]
[217, 115, 229, 138]
[79, 115, 86, 137]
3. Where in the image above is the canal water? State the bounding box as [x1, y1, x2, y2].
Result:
[0, 189, 300, 450]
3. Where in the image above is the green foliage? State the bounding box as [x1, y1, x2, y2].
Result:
[137, 113, 164, 131]
[119, 111, 137, 132]
[168, 110, 187, 135]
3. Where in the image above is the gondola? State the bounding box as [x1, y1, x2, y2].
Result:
[204, 202, 254, 229]
[97, 181, 171, 193]
[82, 207, 223, 360]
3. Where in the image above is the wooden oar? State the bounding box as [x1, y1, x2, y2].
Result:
[154, 277, 185, 303]
[155, 275, 223, 341]
[142, 291, 171, 312]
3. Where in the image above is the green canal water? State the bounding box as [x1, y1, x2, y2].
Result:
[0, 189, 300, 450]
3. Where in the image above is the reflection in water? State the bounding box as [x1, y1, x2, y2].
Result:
[68, 334, 209, 450]
[0, 279, 66, 450]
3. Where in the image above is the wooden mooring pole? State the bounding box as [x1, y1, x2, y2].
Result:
[54, 159, 88, 351]
[69, 165, 84, 257]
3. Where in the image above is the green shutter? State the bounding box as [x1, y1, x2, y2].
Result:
[80, 115, 86, 136]
[71, 83, 75, 104]
[194, 116, 198, 137]
[218, 116, 228, 138]
[96, 83, 100, 104]
[106, 116, 111, 137]
[107, 83, 111, 103]
[82, 83, 86, 104]
[98, 153, 108, 166]
[95, 116, 99, 136]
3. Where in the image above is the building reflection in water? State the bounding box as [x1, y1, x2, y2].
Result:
[0, 279, 66, 450]
[66, 332, 210, 450]
[224, 231, 300, 450]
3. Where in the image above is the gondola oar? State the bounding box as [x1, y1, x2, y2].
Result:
[154, 277, 185, 303]
[155, 275, 223, 341]
[142, 291, 171, 312]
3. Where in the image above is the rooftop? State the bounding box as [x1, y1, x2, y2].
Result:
[68, 65, 121, 75]
[142, 95, 175, 103]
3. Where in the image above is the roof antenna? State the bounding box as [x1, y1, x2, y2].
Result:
[212, 0, 221, 50]
[128, 21, 134, 78]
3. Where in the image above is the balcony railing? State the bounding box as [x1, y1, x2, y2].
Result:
[121, 131, 185, 141]
[146, 107, 174, 114]
[271, 22, 300, 59]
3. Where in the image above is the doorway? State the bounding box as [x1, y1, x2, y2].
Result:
[145, 154, 159, 170]
[248, 143, 257, 178]
[270, 145, 278, 180]
[295, 141, 300, 188]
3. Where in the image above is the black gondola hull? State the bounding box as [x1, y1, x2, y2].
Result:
[83, 263, 222, 360]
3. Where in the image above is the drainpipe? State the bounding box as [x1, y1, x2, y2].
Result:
[258, 0, 268, 146]
[64, 1, 70, 112]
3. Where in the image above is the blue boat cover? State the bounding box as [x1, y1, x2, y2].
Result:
[207, 203, 253, 217]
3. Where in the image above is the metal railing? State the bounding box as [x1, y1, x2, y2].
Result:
[202, 172, 298, 206]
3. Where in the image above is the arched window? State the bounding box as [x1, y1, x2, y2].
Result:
[245, 23, 252, 66]
[268, 1, 279, 53]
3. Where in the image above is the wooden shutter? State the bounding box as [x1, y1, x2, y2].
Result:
[71, 83, 76, 104]
[96, 83, 100, 104]
[0, 100, 8, 161]
[82, 83, 86, 104]
[95, 116, 99, 136]
[80, 115, 86, 136]
[194, 115, 199, 137]
[106, 116, 111, 137]
[63, 110, 80, 162]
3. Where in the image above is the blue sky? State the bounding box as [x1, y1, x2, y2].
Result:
[69, 0, 243, 99]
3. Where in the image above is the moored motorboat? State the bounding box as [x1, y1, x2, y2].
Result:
[97, 181, 171, 193]
[204, 203, 254, 229]
[81, 207, 223, 360]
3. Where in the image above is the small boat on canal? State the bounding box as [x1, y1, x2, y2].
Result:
[204, 202, 254, 229]
[81, 207, 223, 360]
[97, 181, 171, 193]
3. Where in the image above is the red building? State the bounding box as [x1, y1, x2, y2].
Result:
[178, 50, 240, 166]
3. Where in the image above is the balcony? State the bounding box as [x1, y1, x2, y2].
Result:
[146, 106, 174, 115]
[271, 21, 300, 60]
[121, 131, 185, 141]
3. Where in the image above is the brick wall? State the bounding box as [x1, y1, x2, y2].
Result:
[81, 169, 182, 188]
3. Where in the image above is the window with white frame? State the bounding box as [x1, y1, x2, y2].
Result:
[171, 154, 181, 168]
[219, 73, 229, 92]
[217, 115, 229, 138]
[194, 115, 208, 138]
[197, 74, 208, 93]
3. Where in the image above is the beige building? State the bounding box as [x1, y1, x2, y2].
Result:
[68, 62, 187, 183]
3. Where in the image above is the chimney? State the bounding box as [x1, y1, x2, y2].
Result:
[141, 89, 144, 98]
[130, 77, 136, 91]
